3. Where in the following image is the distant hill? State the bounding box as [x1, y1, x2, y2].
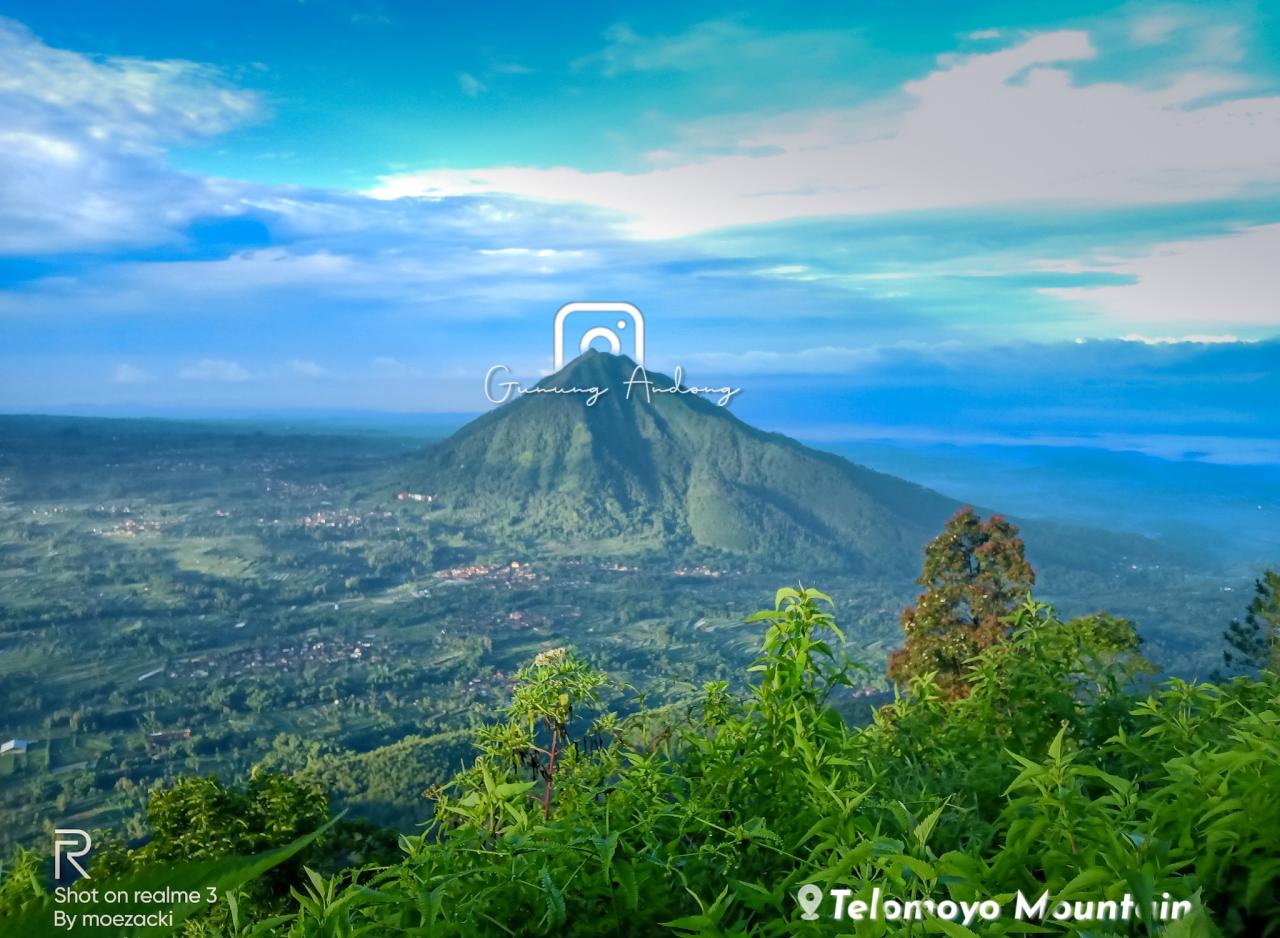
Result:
[819, 438, 1278, 568]
[400, 352, 982, 575]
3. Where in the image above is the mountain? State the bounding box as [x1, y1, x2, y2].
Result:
[398, 351, 1189, 583]
[402, 351, 969, 575]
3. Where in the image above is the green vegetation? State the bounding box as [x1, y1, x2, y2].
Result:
[0, 386, 1267, 938]
[888, 507, 1036, 698]
[1222, 570, 1280, 673]
[0, 414, 823, 852]
[2, 409, 1236, 857]
[4, 584, 1277, 936]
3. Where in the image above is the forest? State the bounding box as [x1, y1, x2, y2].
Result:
[2, 507, 1277, 936]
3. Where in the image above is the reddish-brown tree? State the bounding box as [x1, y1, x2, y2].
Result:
[887, 506, 1035, 699]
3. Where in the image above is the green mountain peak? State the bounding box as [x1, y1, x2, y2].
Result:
[536, 348, 641, 388]
[405, 352, 959, 574]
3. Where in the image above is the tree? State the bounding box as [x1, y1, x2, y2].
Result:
[469, 647, 609, 823]
[1223, 569, 1280, 673]
[134, 772, 327, 865]
[888, 506, 1035, 699]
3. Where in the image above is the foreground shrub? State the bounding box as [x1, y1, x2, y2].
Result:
[4, 589, 1277, 936]
[277, 591, 1280, 936]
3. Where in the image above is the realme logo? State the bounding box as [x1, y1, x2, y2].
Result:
[54, 828, 92, 880]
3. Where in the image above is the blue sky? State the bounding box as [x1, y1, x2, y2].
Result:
[0, 1, 1277, 461]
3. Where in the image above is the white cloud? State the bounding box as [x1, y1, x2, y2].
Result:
[1043, 224, 1280, 327]
[288, 359, 327, 378]
[680, 345, 885, 374]
[373, 30, 1280, 239]
[678, 341, 967, 375]
[572, 20, 861, 77]
[179, 359, 250, 382]
[0, 249, 385, 319]
[0, 19, 257, 143]
[473, 245, 592, 275]
[112, 363, 152, 384]
[1117, 333, 1252, 345]
[1196, 25, 1245, 65]
[1, 13, 1276, 349]
[0, 234, 616, 321]
[0, 17, 260, 254]
[457, 72, 486, 97]
[1130, 13, 1182, 46]
[144, 249, 357, 293]
[477, 247, 581, 258]
[371, 357, 423, 379]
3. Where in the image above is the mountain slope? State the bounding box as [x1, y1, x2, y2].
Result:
[403, 351, 961, 575]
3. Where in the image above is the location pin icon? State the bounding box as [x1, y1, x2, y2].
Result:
[796, 884, 823, 921]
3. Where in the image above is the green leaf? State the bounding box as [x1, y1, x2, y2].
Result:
[541, 866, 566, 927]
[927, 918, 981, 938]
[1048, 724, 1067, 761]
[913, 802, 947, 847]
[663, 915, 713, 934]
[1157, 892, 1221, 938]
[893, 853, 937, 882]
[774, 587, 802, 607]
[494, 780, 538, 799]
[614, 859, 639, 912]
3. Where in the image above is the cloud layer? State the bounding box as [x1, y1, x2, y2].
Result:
[0, 9, 1276, 427]
[374, 30, 1280, 238]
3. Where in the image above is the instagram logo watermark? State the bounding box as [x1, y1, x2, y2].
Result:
[484, 301, 740, 407]
[552, 301, 645, 370]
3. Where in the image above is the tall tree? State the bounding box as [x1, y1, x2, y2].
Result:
[888, 506, 1035, 699]
[1223, 570, 1280, 673]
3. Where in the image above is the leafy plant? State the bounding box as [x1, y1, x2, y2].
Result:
[4, 586, 1277, 937]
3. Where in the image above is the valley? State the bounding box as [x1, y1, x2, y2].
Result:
[0, 370, 1251, 852]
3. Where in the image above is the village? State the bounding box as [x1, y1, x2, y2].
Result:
[171, 636, 387, 680]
